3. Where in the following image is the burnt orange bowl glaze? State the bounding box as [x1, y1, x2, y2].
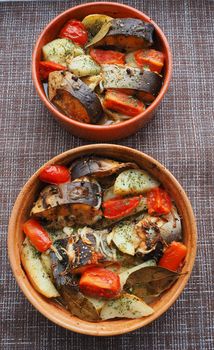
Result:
[8, 145, 196, 336]
[32, 2, 172, 141]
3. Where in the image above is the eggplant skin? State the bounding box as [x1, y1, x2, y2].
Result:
[53, 90, 91, 123]
[31, 179, 102, 225]
[32, 203, 102, 226]
[49, 71, 103, 124]
[95, 18, 154, 51]
[31, 179, 102, 212]
[70, 157, 138, 180]
[138, 70, 162, 96]
[102, 65, 162, 97]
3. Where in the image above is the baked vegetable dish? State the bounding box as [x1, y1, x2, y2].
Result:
[40, 14, 164, 124]
[21, 157, 187, 322]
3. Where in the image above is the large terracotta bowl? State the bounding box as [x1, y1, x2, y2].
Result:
[8, 145, 196, 336]
[32, 2, 172, 141]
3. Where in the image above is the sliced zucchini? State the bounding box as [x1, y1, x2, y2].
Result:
[68, 55, 101, 77]
[21, 238, 60, 298]
[109, 220, 141, 256]
[114, 169, 160, 195]
[48, 71, 103, 124]
[42, 38, 84, 66]
[100, 293, 154, 320]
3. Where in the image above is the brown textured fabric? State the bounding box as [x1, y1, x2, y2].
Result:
[0, 0, 214, 348]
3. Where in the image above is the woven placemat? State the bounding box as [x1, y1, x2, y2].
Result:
[0, 0, 213, 348]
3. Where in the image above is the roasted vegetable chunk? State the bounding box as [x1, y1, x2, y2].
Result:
[93, 18, 154, 51]
[102, 65, 162, 98]
[42, 38, 84, 66]
[21, 238, 59, 298]
[31, 178, 102, 225]
[68, 55, 101, 77]
[70, 157, 138, 179]
[100, 293, 154, 320]
[114, 169, 160, 195]
[48, 71, 103, 124]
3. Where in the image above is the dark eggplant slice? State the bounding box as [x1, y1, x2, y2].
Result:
[102, 65, 162, 98]
[31, 177, 102, 225]
[93, 18, 154, 51]
[48, 71, 103, 124]
[70, 157, 138, 180]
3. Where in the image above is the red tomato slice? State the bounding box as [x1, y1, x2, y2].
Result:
[103, 90, 145, 117]
[39, 165, 70, 184]
[102, 196, 141, 219]
[134, 49, 164, 73]
[39, 61, 66, 80]
[23, 219, 52, 252]
[158, 241, 187, 271]
[79, 267, 121, 298]
[147, 188, 172, 216]
[90, 48, 125, 64]
[59, 20, 88, 46]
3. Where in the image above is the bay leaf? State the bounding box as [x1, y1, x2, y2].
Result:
[85, 20, 112, 48]
[119, 259, 156, 288]
[61, 286, 100, 322]
[124, 266, 184, 303]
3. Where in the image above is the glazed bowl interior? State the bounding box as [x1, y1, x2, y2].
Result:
[32, 2, 172, 140]
[8, 145, 196, 336]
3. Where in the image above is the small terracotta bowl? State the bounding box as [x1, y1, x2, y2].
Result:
[8, 145, 196, 336]
[32, 2, 172, 141]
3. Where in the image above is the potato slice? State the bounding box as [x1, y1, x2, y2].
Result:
[42, 38, 84, 66]
[21, 238, 59, 298]
[114, 169, 160, 195]
[40, 253, 53, 278]
[68, 55, 101, 77]
[100, 293, 154, 320]
[110, 221, 141, 256]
